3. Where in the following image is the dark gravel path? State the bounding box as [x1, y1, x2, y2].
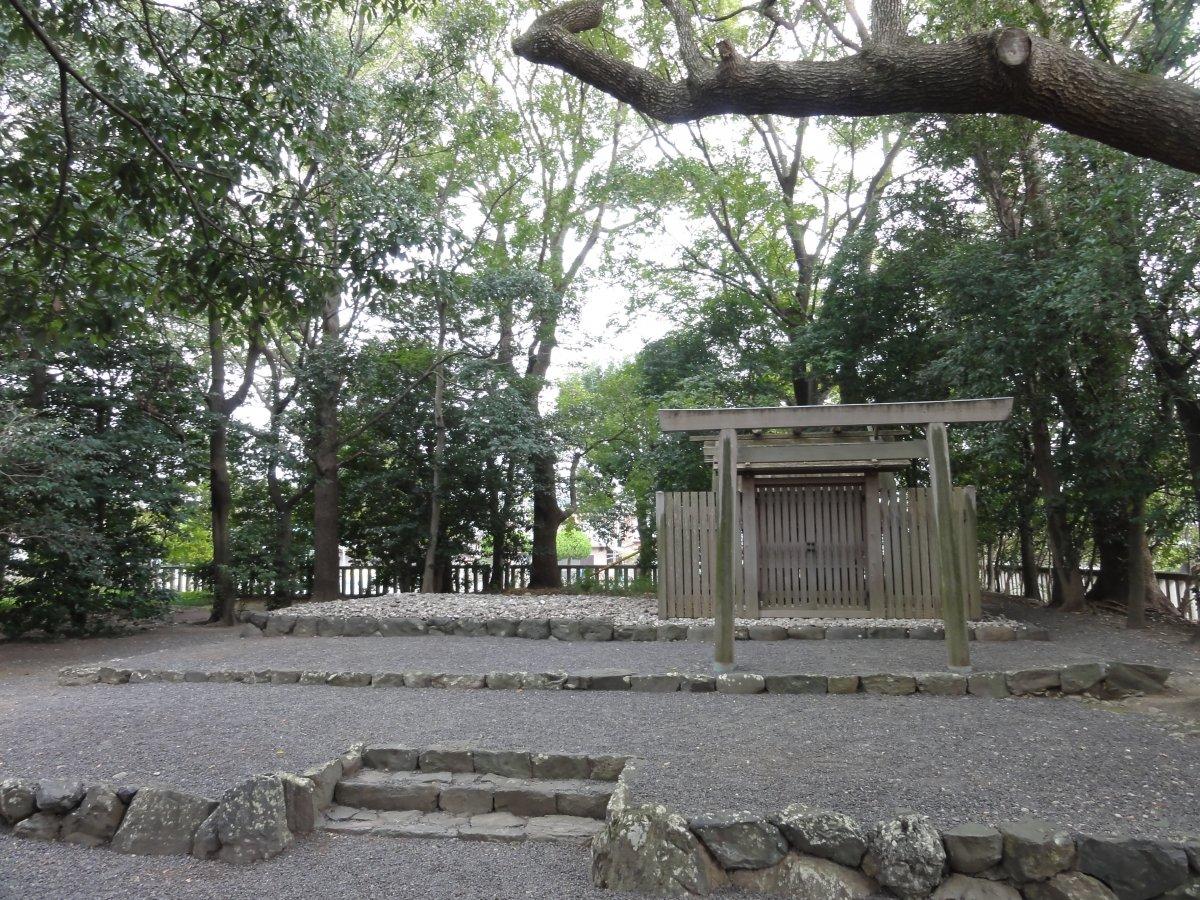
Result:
[91, 628, 1198, 677]
[0, 679, 1195, 840]
[0, 829, 618, 900]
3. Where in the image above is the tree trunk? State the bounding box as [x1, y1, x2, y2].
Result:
[422, 299, 448, 593]
[530, 451, 565, 588]
[310, 288, 342, 604]
[1126, 496, 1147, 629]
[1028, 412, 1086, 611]
[1017, 515, 1041, 601]
[206, 305, 238, 626]
[635, 493, 655, 574]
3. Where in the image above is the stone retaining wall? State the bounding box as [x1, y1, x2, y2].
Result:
[238, 610, 1050, 643]
[596, 763, 1200, 899]
[59, 660, 1172, 701]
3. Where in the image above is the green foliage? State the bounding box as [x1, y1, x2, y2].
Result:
[556, 525, 593, 560]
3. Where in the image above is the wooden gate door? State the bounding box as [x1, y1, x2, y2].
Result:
[755, 480, 870, 615]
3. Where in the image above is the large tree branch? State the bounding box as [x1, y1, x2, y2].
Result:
[513, 0, 1200, 174]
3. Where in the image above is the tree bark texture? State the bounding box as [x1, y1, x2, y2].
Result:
[514, 0, 1200, 173]
[310, 287, 342, 604]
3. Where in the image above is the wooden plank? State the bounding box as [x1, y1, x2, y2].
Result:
[928, 422, 970, 669]
[660, 398, 1015, 432]
[714, 429, 738, 671]
[741, 476, 760, 618]
[656, 492, 667, 618]
[864, 473, 886, 615]
[725, 440, 929, 465]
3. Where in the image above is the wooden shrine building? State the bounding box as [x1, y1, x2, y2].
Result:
[654, 398, 1013, 670]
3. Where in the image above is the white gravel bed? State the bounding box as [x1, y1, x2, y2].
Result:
[284, 592, 1017, 630]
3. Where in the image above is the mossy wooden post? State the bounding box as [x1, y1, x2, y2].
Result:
[714, 427, 738, 673]
[927, 422, 971, 671]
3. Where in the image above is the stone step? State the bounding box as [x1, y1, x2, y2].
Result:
[333, 769, 613, 820]
[318, 806, 604, 847]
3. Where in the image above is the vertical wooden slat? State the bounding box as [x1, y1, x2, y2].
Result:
[864, 473, 885, 614]
[656, 492, 667, 618]
[740, 476, 759, 617]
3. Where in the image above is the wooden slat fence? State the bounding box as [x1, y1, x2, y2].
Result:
[985, 564, 1198, 621]
[153, 563, 655, 600]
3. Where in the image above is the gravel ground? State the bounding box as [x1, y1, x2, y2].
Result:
[90, 629, 1197, 677]
[0, 679, 1196, 839]
[0, 829, 622, 900]
[284, 592, 1017, 630]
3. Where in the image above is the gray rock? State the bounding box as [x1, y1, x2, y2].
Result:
[116, 786, 139, 805]
[453, 618, 488, 637]
[686, 624, 715, 642]
[942, 823, 1002, 874]
[35, 780, 85, 814]
[111, 788, 217, 856]
[57, 665, 101, 686]
[1160, 881, 1200, 900]
[1, 778, 37, 824]
[681, 674, 716, 692]
[1024, 872, 1119, 900]
[1125, 663, 1171, 685]
[193, 775, 293, 864]
[314, 616, 344, 636]
[531, 753, 590, 780]
[246, 611, 269, 627]
[276, 773, 317, 834]
[1023, 626, 1053, 641]
[774, 803, 868, 867]
[868, 625, 909, 639]
[485, 672, 524, 689]
[588, 755, 627, 782]
[748, 624, 788, 640]
[425, 616, 455, 635]
[61, 786, 126, 847]
[592, 803, 724, 895]
[341, 615, 378, 637]
[787, 625, 827, 639]
[439, 783, 494, 816]
[909, 625, 945, 640]
[484, 618, 518, 637]
[326, 671, 372, 687]
[728, 851, 877, 897]
[863, 813, 947, 899]
[521, 671, 568, 690]
[402, 671, 433, 688]
[974, 624, 1017, 642]
[298, 670, 329, 685]
[828, 675, 861, 694]
[262, 614, 296, 636]
[98, 666, 130, 684]
[419, 747, 474, 773]
[968, 672, 1010, 698]
[690, 813, 787, 870]
[764, 674, 828, 694]
[364, 746, 419, 771]
[378, 617, 427, 636]
[1076, 835, 1190, 900]
[370, 672, 405, 687]
[1103, 662, 1171, 696]
[549, 618, 612, 641]
[998, 820, 1074, 882]
[1185, 840, 1200, 871]
[430, 673, 486, 689]
[1060, 663, 1108, 694]
[932, 873, 1021, 899]
[826, 626, 866, 639]
[335, 777, 438, 812]
[291, 617, 318, 636]
[473, 750, 531, 779]
[493, 783, 556, 817]
[918, 672, 969, 696]
[237, 623, 263, 639]
[613, 624, 658, 641]
[716, 672, 766, 694]
[656, 623, 689, 641]
[581, 669, 633, 691]
[341, 742, 365, 777]
[13, 811, 63, 841]
[303, 759, 342, 809]
[516, 619, 550, 639]
[630, 674, 681, 692]
[861, 673, 918, 695]
[1006, 669, 1061, 695]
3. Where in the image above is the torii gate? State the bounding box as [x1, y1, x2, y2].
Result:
[657, 397, 1014, 673]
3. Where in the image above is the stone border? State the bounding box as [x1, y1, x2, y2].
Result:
[58, 660, 1172, 701]
[237, 610, 1050, 643]
[592, 769, 1200, 898]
